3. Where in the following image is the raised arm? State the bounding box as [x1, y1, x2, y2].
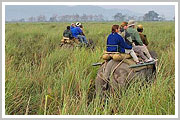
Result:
[118, 35, 132, 49]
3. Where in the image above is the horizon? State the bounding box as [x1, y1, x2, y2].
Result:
[5, 5, 175, 21]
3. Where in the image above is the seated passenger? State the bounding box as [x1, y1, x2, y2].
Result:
[71, 22, 88, 44]
[79, 25, 84, 34]
[107, 25, 141, 64]
[70, 23, 76, 30]
[63, 26, 73, 39]
[137, 24, 149, 46]
[127, 20, 154, 62]
[119, 21, 133, 46]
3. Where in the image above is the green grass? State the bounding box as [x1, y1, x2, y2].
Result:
[5, 22, 175, 115]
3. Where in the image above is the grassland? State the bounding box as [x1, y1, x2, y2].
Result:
[5, 22, 175, 115]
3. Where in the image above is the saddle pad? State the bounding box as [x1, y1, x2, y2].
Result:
[124, 59, 155, 72]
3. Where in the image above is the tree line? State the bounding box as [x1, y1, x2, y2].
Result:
[8, 14, 105, 23]
[113, 11, 167, 21]
[7, 10, 174, 23]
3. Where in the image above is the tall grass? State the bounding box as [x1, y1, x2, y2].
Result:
[5, 22, 175, 115]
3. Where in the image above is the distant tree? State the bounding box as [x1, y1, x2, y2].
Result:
[158, 15, 166, 21]
[18, 18, 25, 22]
[57, 13, 105, 22]
[88, 15, 93, 21]
[113, 13, 126, 21]
[37, 15, 46, 22]
[58, 16, 63, 22]
[74, 14, 80, 21]
[28, 16, 36, 22]
[11, 19, 17, 22]
[97, 14, 104, 21]
[137, 16, 144, 21]
[143, 11, 159, 21]
[127, 16, 136, 21]
[81, 14, 88, 22]
[49, 14, 58, 22]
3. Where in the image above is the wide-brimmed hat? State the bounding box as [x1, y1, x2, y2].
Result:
[76, 22, 81, 27]
[128, 20, 136, 27]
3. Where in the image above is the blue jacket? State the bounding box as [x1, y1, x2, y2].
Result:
[107, 33, 132, 53]
[71, 27, 83, 38]
[70, 25, 75, 30]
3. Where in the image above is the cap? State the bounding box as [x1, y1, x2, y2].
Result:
[137, 24, 143, 29]
[128, 20, 136, 27]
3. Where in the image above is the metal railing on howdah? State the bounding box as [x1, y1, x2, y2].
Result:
[106, 45, 119, 52]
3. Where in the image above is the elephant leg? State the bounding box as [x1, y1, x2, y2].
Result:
[95, 72, 108, 91]
[95, 60, 118, 97]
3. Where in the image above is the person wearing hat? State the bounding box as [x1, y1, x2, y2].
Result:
[127, 20, 144, 46]
[127, 20, 154, 62]
[71, 22, 88, 44]
[119, 21, 133, 46]
[107, 24, 142, 64]
[137, 24, 149, 46]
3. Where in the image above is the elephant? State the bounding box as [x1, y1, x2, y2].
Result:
[95, 51, 158, 95]
[60, 38, 95, 50]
